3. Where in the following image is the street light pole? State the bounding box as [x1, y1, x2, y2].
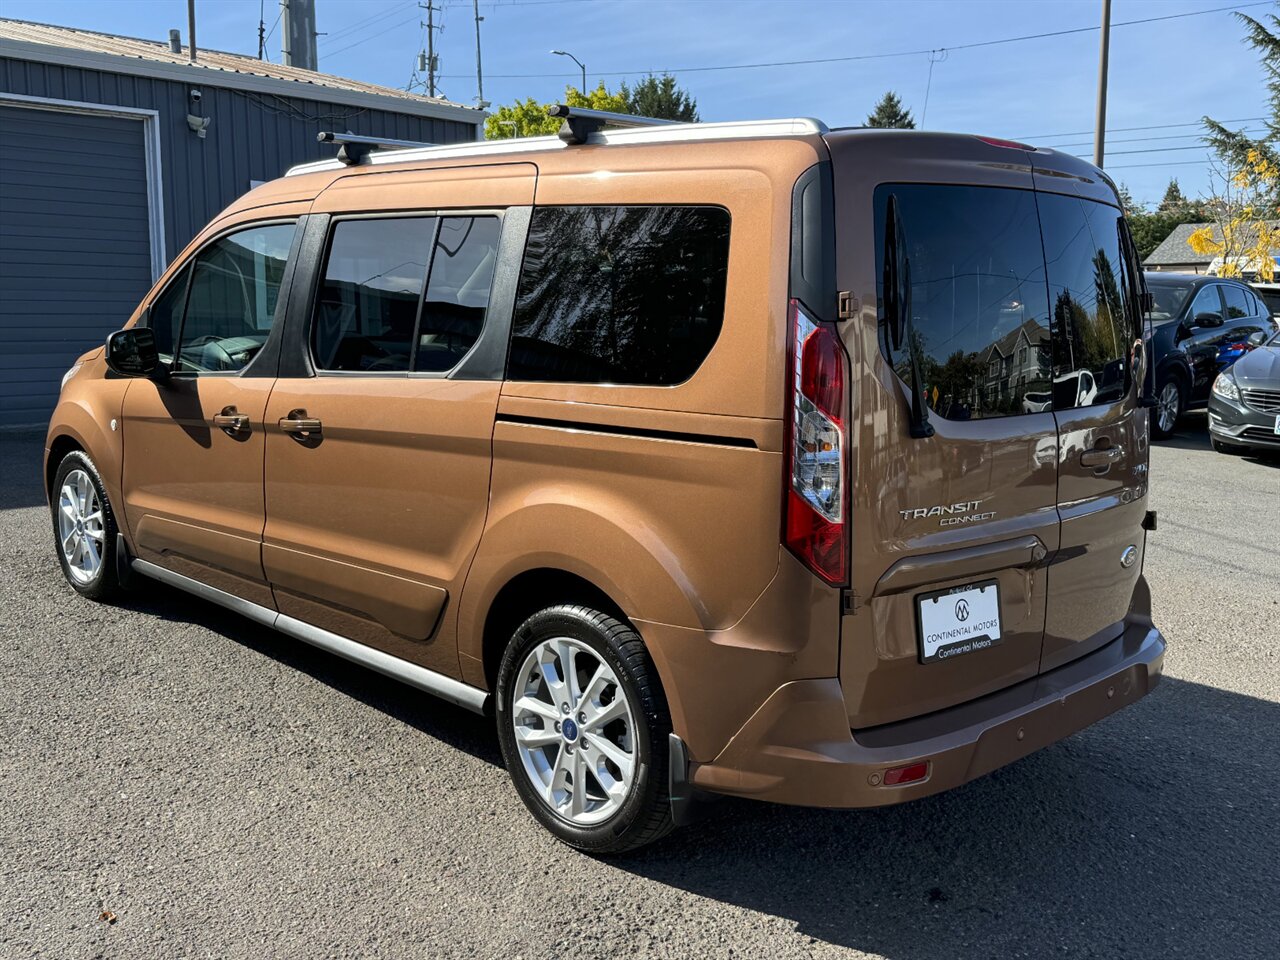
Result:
[1093, 0, 1111, 168]
[551, 49, 587, 95]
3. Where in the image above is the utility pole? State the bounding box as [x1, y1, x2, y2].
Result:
[1093, 0, 1111, 168]
[419, 1, 440, 98]
[473, 0, 487, 108]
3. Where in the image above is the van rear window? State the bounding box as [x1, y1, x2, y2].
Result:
[875, 184, 1134, 418]
[508, 205, 730, 385]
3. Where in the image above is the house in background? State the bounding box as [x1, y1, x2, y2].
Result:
[0, 18, 483, 428]
[1144, 220, 1280, 276]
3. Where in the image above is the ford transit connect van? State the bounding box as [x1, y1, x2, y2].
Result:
[45, 110, 1166, 853]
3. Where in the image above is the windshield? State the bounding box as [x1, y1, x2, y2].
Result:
[1146, 282, 1191, 322]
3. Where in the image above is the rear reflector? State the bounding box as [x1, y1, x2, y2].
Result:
[883, 761, 929, 786]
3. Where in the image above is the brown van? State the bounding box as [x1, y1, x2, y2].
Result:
[45, 110, 1166, 853]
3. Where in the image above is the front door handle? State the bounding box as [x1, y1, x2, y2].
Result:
[279, 410, 322, 436]
[213, 407, 249, 434]
[1080, 446, 1123, 468]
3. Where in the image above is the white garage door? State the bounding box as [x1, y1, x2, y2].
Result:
[0, 101, 160, 428]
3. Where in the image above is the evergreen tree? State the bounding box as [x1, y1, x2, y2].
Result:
[1158, 179, 1188, 213]
[866, 91, 916, 129]
[1203, 12, 1279, 198]
[622, 75, 699, 122]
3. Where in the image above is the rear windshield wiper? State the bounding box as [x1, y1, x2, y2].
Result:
[882, 195, 935, 439]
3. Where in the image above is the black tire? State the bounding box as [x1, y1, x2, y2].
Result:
[495, 604, 675, 854]
[50, 450, 121, 601]
[1149, 372, 1185, 440]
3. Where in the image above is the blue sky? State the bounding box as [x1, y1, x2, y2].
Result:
[3, 0, 1274, 205]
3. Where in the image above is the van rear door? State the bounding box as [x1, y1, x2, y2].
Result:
[1034, 186, 1147, 671]
[828, 135, 1061, 730]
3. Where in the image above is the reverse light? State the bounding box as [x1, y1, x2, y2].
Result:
[1212, 372, 1240, 402]
[784, 299, 849, 586]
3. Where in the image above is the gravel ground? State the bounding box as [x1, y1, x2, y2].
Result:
[2, 414, 1277, 960]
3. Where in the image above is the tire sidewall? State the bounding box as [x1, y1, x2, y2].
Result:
[495, 606, 664, 852]
[1151, 373, 1184, 439]
[51, 450, 119, 600]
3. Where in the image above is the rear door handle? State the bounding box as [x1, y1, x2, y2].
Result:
[213, 407, 249, 434]
[279, 410, 322, 436]
[1080, 447, 1122, 468]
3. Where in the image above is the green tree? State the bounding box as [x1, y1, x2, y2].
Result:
[485, 82, 630, 139]
[1158, 178, 1189, 213]
[1204, 12, 1280, 200]
[1116, 183, 1141, 216]
[866, 91, 915, 129]
[622, 74, 699, 122]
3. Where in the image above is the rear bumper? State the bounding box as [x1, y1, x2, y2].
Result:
[689, 618, 1165, 808]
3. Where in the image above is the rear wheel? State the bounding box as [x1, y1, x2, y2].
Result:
[495, 604, 674, 854]
[51, 451, 120, 601]
[1150, 374, 1184, 440]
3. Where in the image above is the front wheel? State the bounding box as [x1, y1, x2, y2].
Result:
[495, 605, 674, 854]
[51, 450, 121, 601]
[1150, 374, 1184, 440]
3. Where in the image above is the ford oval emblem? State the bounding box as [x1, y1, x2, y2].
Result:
[1120, 545, 1138, 568]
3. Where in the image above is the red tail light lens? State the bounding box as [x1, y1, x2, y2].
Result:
[976, 135, 1034, 151]
[784, 299, 849, 586]
[883, 761, 929, 786]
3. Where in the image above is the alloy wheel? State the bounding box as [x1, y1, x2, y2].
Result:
[1157, 381, 1180, 434]
[510, 636, 637, 826]
[57, 469, 105, 584]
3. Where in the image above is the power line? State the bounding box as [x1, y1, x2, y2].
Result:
[320, 1, 414, 47]
[1024, 116, 1268, 141]
[325, 13, 422, 58]
[1041, 127, 1267, 149]
[433, 1, 1270, 79]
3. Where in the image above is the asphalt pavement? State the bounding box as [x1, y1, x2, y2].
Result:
[2, 413, 1277, 959]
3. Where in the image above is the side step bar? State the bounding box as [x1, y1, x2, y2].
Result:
[129, 551, 490, 715]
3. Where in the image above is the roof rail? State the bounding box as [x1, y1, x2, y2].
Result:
[287, 117, 828, 177]
[547, 104, 677, 145]
[317, 131, 435, 166]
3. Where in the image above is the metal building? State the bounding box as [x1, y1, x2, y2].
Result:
[0, 19, 483, 428]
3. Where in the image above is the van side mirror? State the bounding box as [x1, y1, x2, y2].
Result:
[1193, 311, 1223, 328]
[1248, 331, 1267, 346]
[104, 327, 161, 378]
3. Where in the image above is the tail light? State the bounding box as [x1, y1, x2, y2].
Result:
[784, 299, 850, 586]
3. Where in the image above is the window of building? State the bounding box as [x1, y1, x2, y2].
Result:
[508, 205, 731, 385]
[160, 222, 296, 374]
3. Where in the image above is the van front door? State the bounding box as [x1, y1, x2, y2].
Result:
[263, 167, 532, 676]
[1035, 190, 1147, 671]
[120, 220, 298, 607]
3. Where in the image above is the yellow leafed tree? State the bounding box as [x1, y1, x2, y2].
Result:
[1188, 150, 1279, 282]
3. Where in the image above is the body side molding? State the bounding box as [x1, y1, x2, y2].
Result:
[130, 558, 490, 714]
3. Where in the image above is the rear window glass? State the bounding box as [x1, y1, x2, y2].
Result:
[1037, 192, 1133, 408]
[1222, 283, 1251, 319]
[508, 205, 731, 385]
[873, 184, 1052, 420]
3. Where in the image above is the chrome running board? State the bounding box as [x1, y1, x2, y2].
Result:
[131, 558, 490, 714]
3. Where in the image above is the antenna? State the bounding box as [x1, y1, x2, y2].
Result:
[257, 0, 266, 60]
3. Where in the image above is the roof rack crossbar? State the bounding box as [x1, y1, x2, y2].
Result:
[317, 131, 436, 166]
[547, 104, 678, 145]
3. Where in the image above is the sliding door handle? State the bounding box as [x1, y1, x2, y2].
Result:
[279, 410, 322, 436]
[1080, 446, 1122, 468]
[213, 407, 249, 434]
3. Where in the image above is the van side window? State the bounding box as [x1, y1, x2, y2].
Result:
[416, 217, 500, 373]
[313, 217, 436, 373]
[874, 184, 1051, 420]
[1038, 193, 1133, 409]
[163, 222, 296, 374]
[508, 205, 731, 385]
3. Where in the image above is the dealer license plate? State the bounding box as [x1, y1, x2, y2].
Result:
[916, 580, 1002, 663]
